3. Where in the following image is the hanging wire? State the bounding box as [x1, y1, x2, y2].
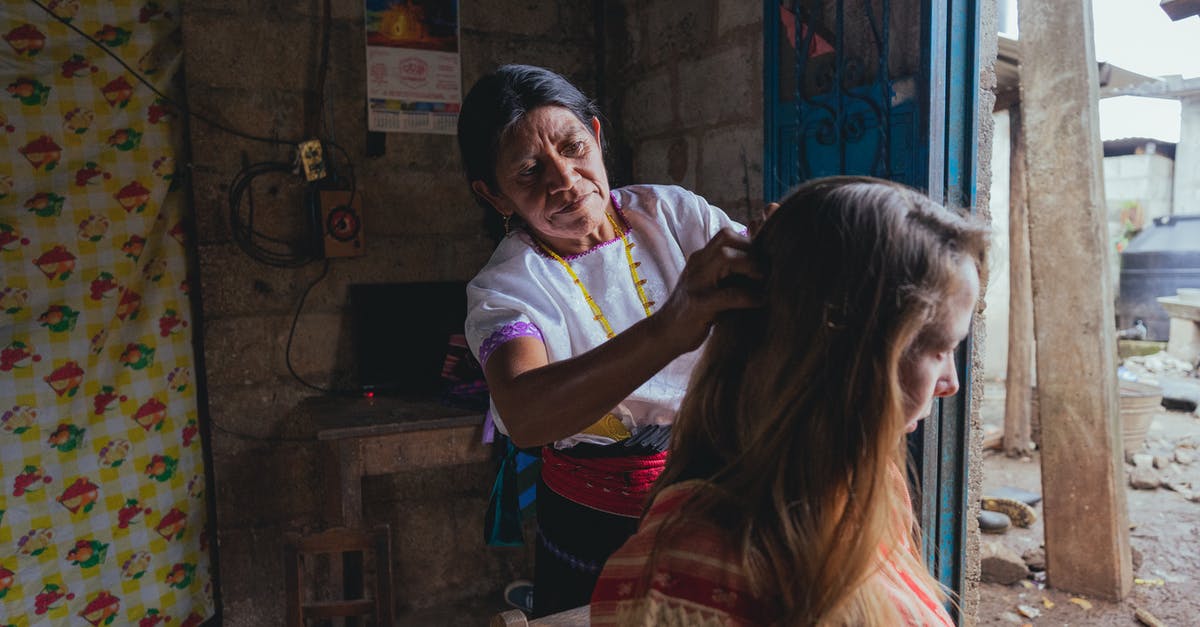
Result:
[28, 0, 303, 147]
[285, 259, 338, 395]
[29, 0, 357, 395]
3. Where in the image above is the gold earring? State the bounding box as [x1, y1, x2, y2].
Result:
[503, 214, 512, 235]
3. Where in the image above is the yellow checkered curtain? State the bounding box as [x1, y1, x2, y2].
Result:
[0, 1, 213, 624]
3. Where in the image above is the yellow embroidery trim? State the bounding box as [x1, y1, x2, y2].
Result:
[533, 212, 654, 339]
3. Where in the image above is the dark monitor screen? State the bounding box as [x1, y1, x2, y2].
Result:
[348, 281, 468, 396]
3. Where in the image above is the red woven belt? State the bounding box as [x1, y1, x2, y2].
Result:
[540, 446, 668, 517]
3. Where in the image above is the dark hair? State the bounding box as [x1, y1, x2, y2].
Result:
[457, 65, 606, 238]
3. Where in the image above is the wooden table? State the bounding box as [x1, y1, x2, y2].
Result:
[301, 395, 492, 622]
[307, 395, 491, 527]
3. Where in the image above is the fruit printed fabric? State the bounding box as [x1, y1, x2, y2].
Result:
[0, 2, 213, 624]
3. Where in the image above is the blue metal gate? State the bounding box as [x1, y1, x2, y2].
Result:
[763, 0, 981, 617]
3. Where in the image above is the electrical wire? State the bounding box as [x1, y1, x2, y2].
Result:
[227, 161, 303, 267]
[27, 0, 302, 147]
[32, 0, 362, 396]
[284, 259, 339, 395]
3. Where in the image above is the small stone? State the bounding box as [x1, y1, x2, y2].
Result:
[1132, 453, 1154, 469]
[1154, 455, 1171, 469]
[1176, 450, 1195, 465]
[1022, 547, 1046, 571]
[981, 541, 1031, 584]
[1163, 473, 1193, 494]
[1130, 466, 1162, 489]
[1017, 604, 1041, 619]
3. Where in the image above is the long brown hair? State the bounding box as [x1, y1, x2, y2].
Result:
[649, 176, 989, 624]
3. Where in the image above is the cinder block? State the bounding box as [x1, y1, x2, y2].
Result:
[182, 14, 316, 91]
[205, 378, 320, 439]
[181, 0, 258, 18]
[632, 135, 696, 189]
[633, 0, 715, 68]
[358, 233, 492, 282]
[717, 0, 762, 38]
[280, 312, 350, 380]
[678, 44, 760, 127]
[366, 464, 531, 609]
[212, 439, 322, 527]
[621, 68, 675, 136]
[202, 310, 349, 388]
[187, 88, 309, 156]
[352, 163, 479, 237]
[698, 124, 765, 221]
[276, 0, 364, 21]
[202, 315, 280, 387]
[461, 1, 569, 38]
[199, 243, 334, 317]
[191, 177, 231, 246]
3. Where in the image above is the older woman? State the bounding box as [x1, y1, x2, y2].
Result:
[591, 177, 988, 625]
[458, 64, 761, 616]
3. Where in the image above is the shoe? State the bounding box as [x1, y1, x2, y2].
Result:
[982, 496, 1038, 528]
[979, 510, 1011, 534]
[984, 485, 1042, 507]
[504, 579, 534, 614]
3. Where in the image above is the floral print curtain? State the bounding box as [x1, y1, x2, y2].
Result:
[0, 1, 213, 624]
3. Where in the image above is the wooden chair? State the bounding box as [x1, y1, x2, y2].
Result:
[284, 525, 394, 626]
[491, 605, 590, 626]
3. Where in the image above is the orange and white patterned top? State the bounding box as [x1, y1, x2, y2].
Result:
[591, 479, 954, 626]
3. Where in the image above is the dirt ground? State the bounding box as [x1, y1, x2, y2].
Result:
[977, 379, 1200, 627]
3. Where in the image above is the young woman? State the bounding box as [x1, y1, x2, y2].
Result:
[591, 176, 989, 625]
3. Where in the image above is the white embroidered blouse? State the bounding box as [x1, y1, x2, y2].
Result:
[465, 184, 743, 449]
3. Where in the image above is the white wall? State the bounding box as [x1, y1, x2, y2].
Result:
[983, 110, 1011, 379]
[1175, 95, 1200, 215]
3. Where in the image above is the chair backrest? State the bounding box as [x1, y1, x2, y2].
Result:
[490, 605, 590, 627]
[284, 525, 394, 626]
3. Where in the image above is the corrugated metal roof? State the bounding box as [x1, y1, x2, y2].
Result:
[993, 35, 1161, 110]
[1102, 137, 1177, 159]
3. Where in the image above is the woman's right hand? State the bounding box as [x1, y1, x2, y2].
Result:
[652, 227, 765, 354]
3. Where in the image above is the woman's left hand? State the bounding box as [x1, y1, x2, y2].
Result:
[651, 227, 764, 354]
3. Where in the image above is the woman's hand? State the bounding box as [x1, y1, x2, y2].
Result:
[748, 202, 781, 237]
[652, 227, 765, 355]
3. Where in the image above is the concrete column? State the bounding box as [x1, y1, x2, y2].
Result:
[1173, 95, 1200, 215]
[1017, 0, 1132, 601]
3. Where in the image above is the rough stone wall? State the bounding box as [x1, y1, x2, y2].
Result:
[181, 1, 596, 623]
[966, 0, 1000, 623]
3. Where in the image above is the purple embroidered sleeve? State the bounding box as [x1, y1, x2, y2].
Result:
[479, 321, 544, 365]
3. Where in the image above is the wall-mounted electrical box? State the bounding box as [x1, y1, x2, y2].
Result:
[318, 190, 364, 257]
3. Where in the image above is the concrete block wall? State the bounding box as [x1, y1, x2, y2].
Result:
[606, 0, 765, 223]
[1103, 153, 1175, 226]
[182, 1, 597, 623]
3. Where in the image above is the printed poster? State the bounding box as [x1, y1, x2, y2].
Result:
[364, 0, 461, 134]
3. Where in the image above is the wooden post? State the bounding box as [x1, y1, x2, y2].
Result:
[1018, 0, 1132, 600]
[1003, 103, 1034, 457]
